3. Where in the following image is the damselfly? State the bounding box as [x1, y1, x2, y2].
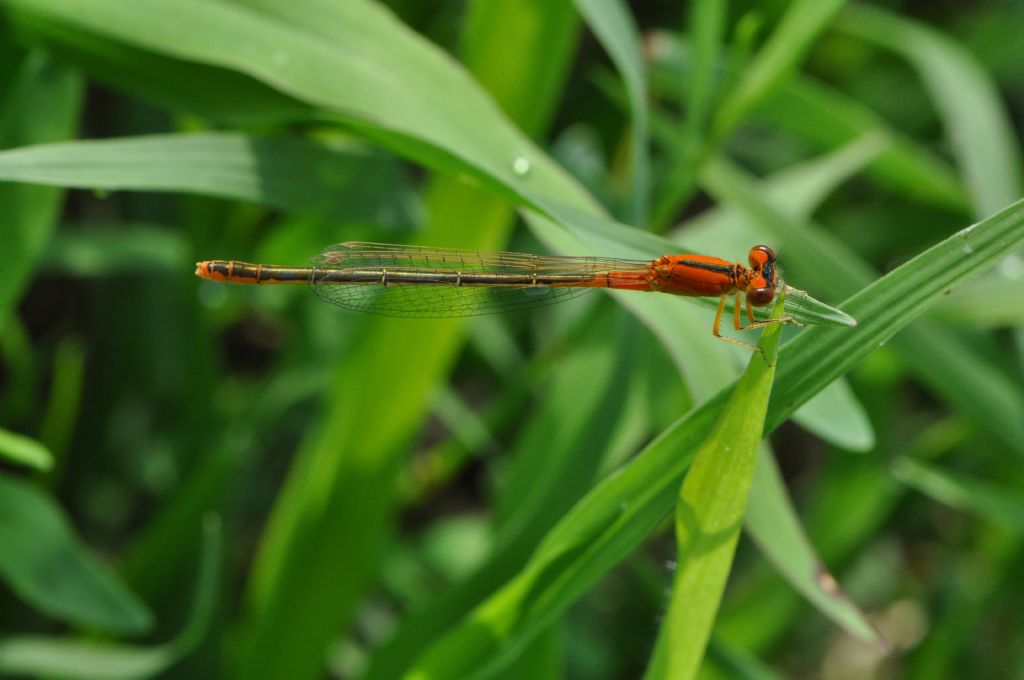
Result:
[196, 241, 799, 351]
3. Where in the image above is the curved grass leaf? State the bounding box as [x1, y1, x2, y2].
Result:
[0, 428, 53, 470]
[683, 0, 725, 152]
[0, 516, 221, 679]
[643, 296, 784, 679]
[404, 199, 1024, 678]
[0, 473, 152, 634]
[0, 132, 415, 224]
[717, 462, 894, 652]
[684, 0, 724, 146]
[744, 449, 882, 646]
[838, 4, 1023, 218]
[892, 458, 1024, 533]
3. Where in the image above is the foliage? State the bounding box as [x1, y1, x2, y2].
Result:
[1, 1, 1022, 678]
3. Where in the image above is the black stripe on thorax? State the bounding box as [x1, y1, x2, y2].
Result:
[673, 259, 736, 276]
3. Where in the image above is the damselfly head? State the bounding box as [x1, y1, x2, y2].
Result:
[745, 245, 778, 306]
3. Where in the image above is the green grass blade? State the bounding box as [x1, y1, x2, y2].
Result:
[571, 0, 649, 224]
[0, 317, 35, 422]
[838, 4, 1023, 217]
[683, 0, 725, 148]
[744, 449, 882, 644]
[668, 144, 881, 655]
[780, 284, 857, 327]
[37, 337, 86, 479]
[643, 296, 784, 680]
[712, 0, 849, 141]
[892, 458, 1024, 533]
[0, 50, 82, 323]
[0, 516, 221, 679]
[0, 427, 53, 470]
[0, 474, 152, 634]
[0, 132, 414, 222]
[405, 200, 1024, 678]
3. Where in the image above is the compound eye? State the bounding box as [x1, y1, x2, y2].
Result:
[747, 286, 775, 307]
[748, 245, 776, 268]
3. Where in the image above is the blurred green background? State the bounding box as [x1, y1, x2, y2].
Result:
[1, 0, 1023, 678]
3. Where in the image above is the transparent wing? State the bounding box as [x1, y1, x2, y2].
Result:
[313, 242, 651, 273]
[309, 242, 650, 318]
[312, 278, 597, 317]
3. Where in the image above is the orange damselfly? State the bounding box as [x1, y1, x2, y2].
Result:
[196, 241, 796, 351]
